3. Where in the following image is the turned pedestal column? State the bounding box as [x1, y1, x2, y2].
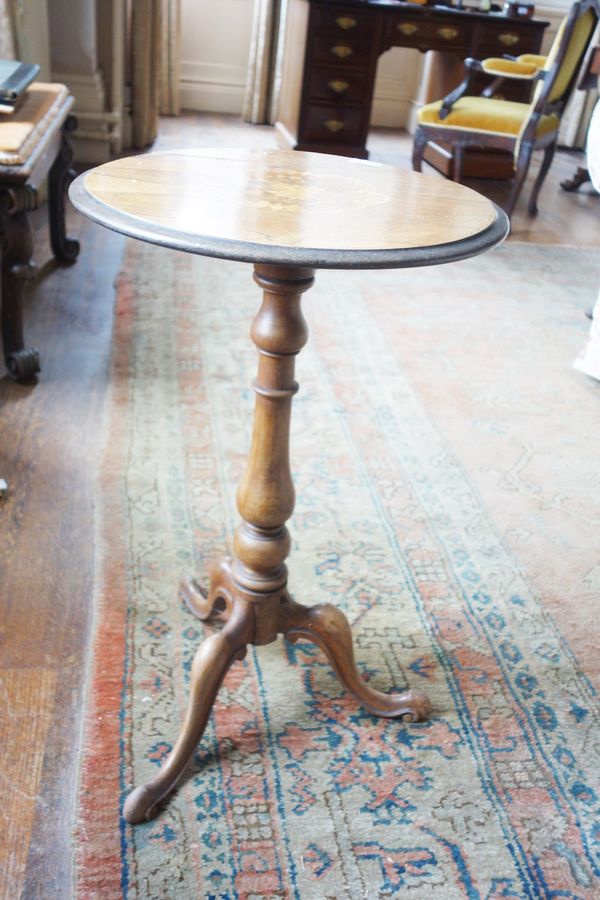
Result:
[123, 263, 431, 823]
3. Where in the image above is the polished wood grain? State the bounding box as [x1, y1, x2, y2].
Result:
[0, 204, 124, 897]
[0, 668, 56, 900]
[71, 148, 508, 267]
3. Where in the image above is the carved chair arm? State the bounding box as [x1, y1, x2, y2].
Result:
[480, 57, 541, 79]
[438, 56, 545, 120]
[439, 58, 484, 120]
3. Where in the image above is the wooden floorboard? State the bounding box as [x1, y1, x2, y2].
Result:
[0, 209, 125, 898]
[0, 112, 598, 899]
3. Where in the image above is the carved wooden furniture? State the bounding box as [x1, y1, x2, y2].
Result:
[413, 0, 600, 218]
[277, 0, 548, 162]
[70, 148, 509, 823]
[0, 83, 79, 381]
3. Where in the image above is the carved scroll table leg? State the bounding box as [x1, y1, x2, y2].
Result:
[281, 597, 431, 721]
[126, 263, 430, 822]
[180, 560, 235, 623]
[0, 185, 40, 381]
[48, 116, 80, 263]
[123, 599, 253, 824]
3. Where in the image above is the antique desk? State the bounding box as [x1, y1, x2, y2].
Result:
[70, 148, 509, 823]
[277, 0, 548, 163]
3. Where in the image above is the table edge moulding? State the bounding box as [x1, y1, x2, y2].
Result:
[69, 148, 509, 824]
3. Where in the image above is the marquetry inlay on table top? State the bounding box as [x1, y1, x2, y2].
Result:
[72, 148, 507, 269]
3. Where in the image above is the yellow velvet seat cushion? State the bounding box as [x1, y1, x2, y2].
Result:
[417, 96, 559, 138]
[518, 53, 547, 68]
[481, 57, 539, 78]
[0, 83, 71, 166]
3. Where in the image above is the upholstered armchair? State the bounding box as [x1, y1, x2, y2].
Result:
[412, 0, 600, 218]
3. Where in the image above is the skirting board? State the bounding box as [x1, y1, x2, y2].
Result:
[179, 81, 245, 115]
[179, 60, 246, 115]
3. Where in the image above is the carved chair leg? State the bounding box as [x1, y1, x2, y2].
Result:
[504, 141, 534, 219]
[123, 598, 254, 824]
[48, 116, 80, 264]
[528, 140, 556, 216]
[412, 128, 428, 172]
[452, 144, 465, 183]
[281, 597, 431, 721]
[0, 187, 40, 381]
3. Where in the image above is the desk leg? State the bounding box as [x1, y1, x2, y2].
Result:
[124, 264, 430, 824]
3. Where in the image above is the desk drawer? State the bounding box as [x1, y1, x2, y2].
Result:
[478, 27, 539, 56]
[311, 34, 373, 68]
[386, 16, 470, 52]
[312, 6, 376, 36]
[300, 102, 365, 144]
[306, 66, 369, 105]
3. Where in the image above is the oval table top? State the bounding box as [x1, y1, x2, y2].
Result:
[70, 148, 509, 269]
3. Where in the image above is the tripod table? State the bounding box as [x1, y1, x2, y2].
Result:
[70, 149, 509, 823]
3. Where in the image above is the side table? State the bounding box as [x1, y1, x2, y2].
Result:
[1, 83, 80, 381]
[70, 149, 508, 823]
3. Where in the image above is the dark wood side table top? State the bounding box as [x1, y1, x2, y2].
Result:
[69, 148, 508, 825]
[70, 148, 508, 269]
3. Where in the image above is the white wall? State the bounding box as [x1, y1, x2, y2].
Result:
[179, 0, 255, 113]
[372, 47, 424, 129]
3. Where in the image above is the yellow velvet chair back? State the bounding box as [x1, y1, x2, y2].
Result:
[531, 5, 598, 109]
[550, 7, 597, 102]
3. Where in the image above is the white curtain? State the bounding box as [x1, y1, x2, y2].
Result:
[0, 0, 16, 59]
[573, 99, 600, 380]
[131, 0, 180, 149]
[160, 0, 181, 116]
[243, 0, 286, 125]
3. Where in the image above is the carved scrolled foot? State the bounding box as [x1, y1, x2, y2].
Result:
[122, 783, 165, 826]
[180, 559, 234, 623]
[6, 347, 40, 382]
[123, 599, 253, 823]
[281, 598, 431, 722]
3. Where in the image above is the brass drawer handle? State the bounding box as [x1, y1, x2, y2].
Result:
[328, 79, 350, 93]
[438, 26, 459, 40]
[335, 16, 357, 30]
[398, 22, 419, 36]
[499, 32, 520, 46]
[324, 118, 345, 133]
[331, 43, 354, 59]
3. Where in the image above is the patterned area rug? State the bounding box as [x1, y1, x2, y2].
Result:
[76, 240, 600, 899]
